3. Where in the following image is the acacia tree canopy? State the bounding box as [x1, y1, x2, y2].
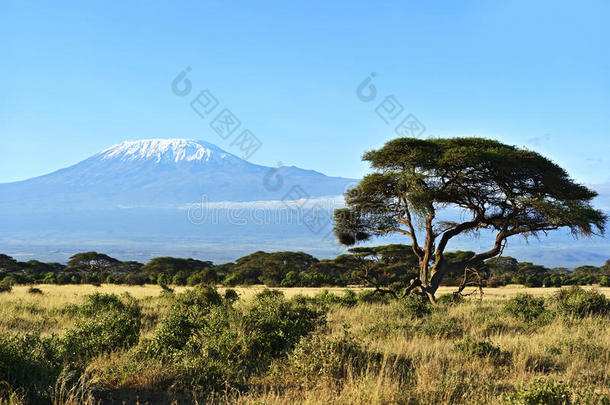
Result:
[333, 137, 607, 302]
[67, 251, 120, 272]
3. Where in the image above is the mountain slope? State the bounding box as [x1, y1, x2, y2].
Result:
[0, 139, 357, 209]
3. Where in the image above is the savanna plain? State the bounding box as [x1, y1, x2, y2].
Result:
[1, 284, 609, 405]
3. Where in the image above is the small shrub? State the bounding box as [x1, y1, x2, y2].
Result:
[159, 282, 174, 293]
[142, 287, 325, 391]
[356, 290, 392, 304]
[241, 289, 325, 365]
[60, 293, 141, 362]
[223, 288, 239, 305]
[504, 293, 549, 322]
[418, 315, 464, 339]
[77, 292, 132, 315]
[313, 289, 343, 306]
[0, 333, 62, 402]
[396, 294, 431, 318]
[280, 333, 371, 381]
[0, 279, 13, 293]
[454, 337, 510, 365]
[145, 286, 226, 357]
[175, 284, 223, 308]
[145, 310, 198, 358]
[289, 294, 315, 306]
[27, 287, 43, 295]
[505, 377, 571, 405]
[553, 286, 609, 318]
[361, 320, 407, 339]
[436, 293, 465, 305]
[278, 332, 412, 384]
[341, 289, 357, 307]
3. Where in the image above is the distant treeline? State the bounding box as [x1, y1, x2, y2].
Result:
[0, 246, 609, 290]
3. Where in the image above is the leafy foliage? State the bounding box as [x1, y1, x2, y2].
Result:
[505, 378, 572, 405]
[553, 286, 609, 318]
[142, 287, 324, 390]
[66, 251, 120, 272]
[0, 278, 12, 293]
[334, 137, 607, 300]
[60, 293, 141, 362]
[504, 293, 549, 322]
[277, 332, 412, 384]
[0, 334, 62, 402]
[397, 294, 432, 318]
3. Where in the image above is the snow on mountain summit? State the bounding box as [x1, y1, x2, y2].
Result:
[98, 139, 233, 164]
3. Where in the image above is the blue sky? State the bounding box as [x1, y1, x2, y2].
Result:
[2, 1, 609, 187]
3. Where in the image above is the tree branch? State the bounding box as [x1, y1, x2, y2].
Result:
[397, 199, 425, 261]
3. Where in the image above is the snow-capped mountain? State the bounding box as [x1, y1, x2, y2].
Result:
[0, 139, 357, 209]
[1, 139, 607, 267]
[98, 139, 235, 164]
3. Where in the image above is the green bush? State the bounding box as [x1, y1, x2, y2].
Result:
[77, 292, 135, 315]
[143, 287, 325, 390]
[505, 377, 571, 405]
[355, 290, 392, 304]
[504, 293, 549, 322]
[313, 289, 344, 306]
[454, 337, 509, 365]
[341, 289, 357, 307]
[146, 285, 225, 357]
[60, 293, 141, 362]
[0, 278, 13, 293]
[177, 284, 223, 307]
[277, 332, 411, 384]
[553, 286, 609, 318]
[222, 272, 243, 287]
[397, 294, 432, 318]
[240, 289, 324, 366]
[27, 287, 43, 295]
[418, 315, 464, 339]
[0, 333, 62, 402]
[436, 293, 465, 305]
[223, 288, 239, 305]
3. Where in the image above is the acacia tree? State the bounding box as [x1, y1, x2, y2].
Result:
[334, 138, 606, 303]
[334, 245, 418, 297]
[67, 252, 120, 272]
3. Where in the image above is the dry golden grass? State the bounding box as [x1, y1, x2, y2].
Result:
[237, 297, 610, 405]
[2, 284, 609, 308]
[1, 284, 610, 404]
